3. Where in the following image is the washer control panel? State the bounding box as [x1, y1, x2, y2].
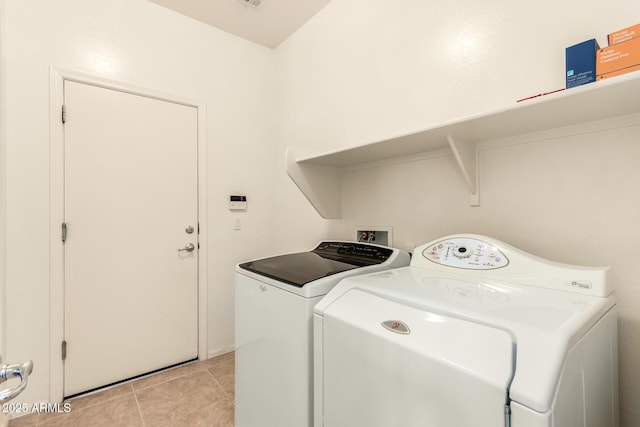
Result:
[422, 237, 509, 270]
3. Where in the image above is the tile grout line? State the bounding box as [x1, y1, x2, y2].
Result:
[67, 383, 136, 412]
[14, 358, 232, 427]
[131, 362, 211, 426]
[210, 375, 229, 399]
[133, 389, 146, 427]
[131, 364, 210, 393]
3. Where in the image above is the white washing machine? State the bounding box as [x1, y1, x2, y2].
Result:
[235, 241, 410, 427]
[314, 234, 618, 427]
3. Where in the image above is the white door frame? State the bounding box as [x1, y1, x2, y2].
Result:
[48, 67, 208, 403]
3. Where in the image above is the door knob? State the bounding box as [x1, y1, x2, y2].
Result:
[178, 243, 195, 252]
[0, 360, 33, 402]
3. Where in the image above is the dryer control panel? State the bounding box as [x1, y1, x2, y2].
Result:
[411, 234, 611, 297]
[422, 237, 509, 270]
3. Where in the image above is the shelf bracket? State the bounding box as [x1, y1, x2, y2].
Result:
[286, 147, 342, 219]
[447, 135, 479, 206]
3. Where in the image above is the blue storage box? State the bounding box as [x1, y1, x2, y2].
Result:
[566, 39, 600, 88]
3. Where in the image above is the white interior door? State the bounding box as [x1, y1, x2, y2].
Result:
[63, 80, 198, 397]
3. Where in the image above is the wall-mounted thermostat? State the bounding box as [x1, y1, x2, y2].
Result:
[230, 195, 247, 210]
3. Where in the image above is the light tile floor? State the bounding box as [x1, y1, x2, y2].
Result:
[8, 352, 235, 427]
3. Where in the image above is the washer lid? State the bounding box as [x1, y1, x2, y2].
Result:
[320, 288, 514, 426]
[239, 252, 360, 287]
[238, 241, 394, 288]
[315, 267, 615, 413]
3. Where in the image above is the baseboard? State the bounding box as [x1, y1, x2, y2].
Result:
[207, 345, 235, 360]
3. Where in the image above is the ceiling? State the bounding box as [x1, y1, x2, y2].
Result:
[148, 0, 333, 48]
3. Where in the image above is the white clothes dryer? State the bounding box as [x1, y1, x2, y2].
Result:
[314, 234, 618, 427]
[235, 241, 410, 427]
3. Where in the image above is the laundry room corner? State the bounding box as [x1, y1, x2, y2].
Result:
[273, 1, 640, 425]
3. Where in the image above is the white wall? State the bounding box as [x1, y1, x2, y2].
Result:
[2, 0, 277, 404]
[0, 0, 7, 367]
[274, 1, 640, 426]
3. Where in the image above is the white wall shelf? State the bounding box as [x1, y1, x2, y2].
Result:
[287, 73, 640, 219]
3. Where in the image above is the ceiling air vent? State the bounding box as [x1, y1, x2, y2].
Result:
[236, 0, 262, 9]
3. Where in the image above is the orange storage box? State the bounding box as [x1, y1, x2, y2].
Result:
[597, 64, 640, 80]
[608, 23, 640, 45]
[597, 36, 640, 76]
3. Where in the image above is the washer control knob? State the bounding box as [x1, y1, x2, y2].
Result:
[452, 246, 473, 259]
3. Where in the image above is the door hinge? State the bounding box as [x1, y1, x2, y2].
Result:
[61, 105, 66, 124]
[61, 340, 67, 361]
[62, 222, 67, 243]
